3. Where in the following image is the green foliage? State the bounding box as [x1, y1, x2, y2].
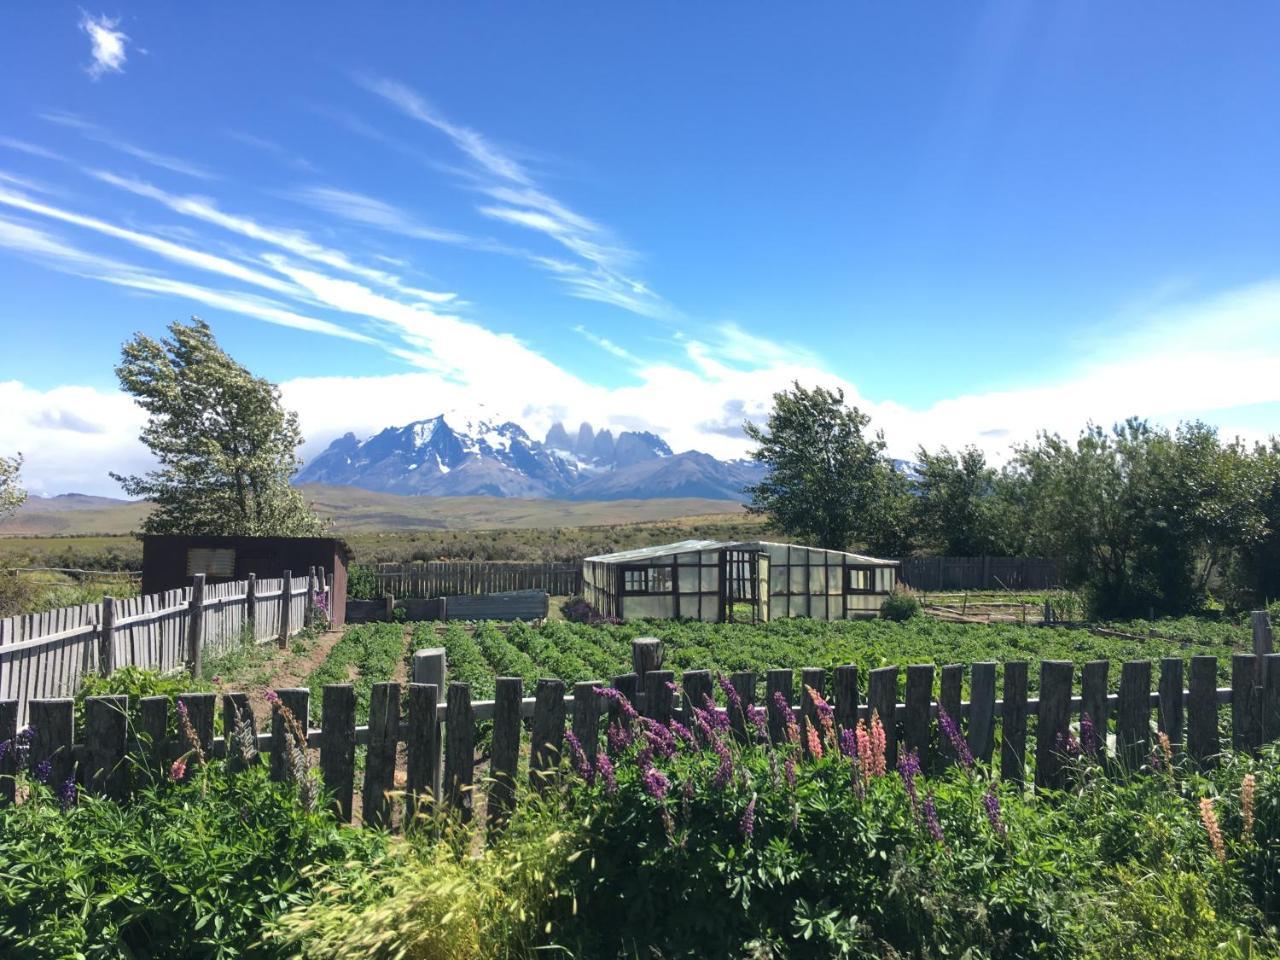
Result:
[305, 622, 408, 722]
[0, 762, 385, 959]
[346, 562, 380, 600]
[912, 445, 1014, 555]
[75, 666, 213, 735]
[0, 451, 25, 520]
[879, 586, 921, 621]
[744, 382, 903, 553]
[112, 317, 324, 537]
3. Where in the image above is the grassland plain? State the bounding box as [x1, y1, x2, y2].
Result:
[433, 616, 1254, 702]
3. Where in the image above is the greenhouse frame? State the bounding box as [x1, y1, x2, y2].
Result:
[582, 539, 898, 623]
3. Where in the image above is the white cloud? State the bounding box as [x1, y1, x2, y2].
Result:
[0, 137, 66, 162]
[288, 185, 474, 247]
[42, 112, 215, 180]
[573, 324, 640, 363]
[80, 12, 129, 80]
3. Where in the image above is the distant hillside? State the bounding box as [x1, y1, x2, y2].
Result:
[0, 485, 747, 537]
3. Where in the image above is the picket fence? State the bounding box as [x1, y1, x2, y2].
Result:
[366, 561, 582, 599]
[4, 636, 1280, 834]
[0, 572, 323, 725]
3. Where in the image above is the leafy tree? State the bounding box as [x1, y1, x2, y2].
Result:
[0, 453, 25, 520]
[744, 383, 902, 552]
[911, 445, 1007, 555]
[112, 318, 324, 537]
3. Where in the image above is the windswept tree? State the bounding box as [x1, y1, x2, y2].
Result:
[0, 453, 26, 520]
[112, 318, 324, 537]
[912, 445, 1007, 556]
[744, 382, 903, 552]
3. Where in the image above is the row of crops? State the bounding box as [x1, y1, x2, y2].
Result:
[429, 615, 1254, 700]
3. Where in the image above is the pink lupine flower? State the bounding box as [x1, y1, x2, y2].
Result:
[1200, 797, 1226, 863]
[169, 758, 187, 781]
[1242, 774, 1256, 837]
[805, 719, 824, 760]
[869, 712, 887, 777]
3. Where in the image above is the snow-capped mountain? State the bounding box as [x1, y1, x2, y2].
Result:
[296, 414, 765, 500]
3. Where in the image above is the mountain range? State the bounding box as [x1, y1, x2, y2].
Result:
[295, 414, 767, 501]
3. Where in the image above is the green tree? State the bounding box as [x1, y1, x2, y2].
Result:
[111, 318, 324, 537]
[911, 445, 1007, 555]
[744, 382, 903, 553]
[0, 453, 25, 520]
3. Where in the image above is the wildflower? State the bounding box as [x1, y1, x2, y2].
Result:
[868, 712, 887, 778]
[176, 699, 188, 720]
[784, 755, 796, 792]
[565, 730, 593, 783]
[1080, 712, 1098, 756]
[717, 674, 743, 716]
[1157, 731, 1174, 770]
[840, 727, 858, 760]
[691, 707, 716, 746]
[665, 680, 678, 695]
[1242, 774, 1256, 837]
[34, 759, 52, 785]
[1056, 730, 1081, 760]
[740, 795, 757, 840]
[606, 721, 633, 754]
[805, 685, 836, 746]
[701, 694, 730, 733]
[177, 698, 207, 767]
[923, 790, 945, 844]
[169, 758, 187, 781]
[595, 686, 638, 722]
[58, 775, 78, 811]
[856, 718, 872, 773]
[640, 717, 677, 760]
[983, 785, 1007, 839]
[211, 675, 223, 684]
[747, 705, 769, 743]
[805, 719, 824, 760]
[937, 705, 973, 768]
[711, 736, 734, 789]
[898, 749, 921, 820]
[595, 752, 617, 795]
[641, 764, 670, 800]
[265, 689, 281, 706]
[668, 718, 695, 747]
[1200, 797, 1226, 863]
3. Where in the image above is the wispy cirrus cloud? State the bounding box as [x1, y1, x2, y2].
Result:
[573, 324, 641, 363]
[288, 185, 475, 247]
[0, 137, 66, 162]
[42, 111, 216, 180]
[79, 12, 130, 80]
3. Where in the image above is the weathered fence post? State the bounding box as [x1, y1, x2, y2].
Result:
[1187, 656, 1219, 765]
[1080, 660, 1109, 759]
[139, 696, 169, 771]
[903, 664, 934, 768]
[1034, 661, 1072, 789]
[1232, 653, 1260, 754]
[222, 692, 257, 773]
[0, 699, 16, 805]
[29, 698, 74, 787]
[306, 567, 319, 628]
[84, 695, 128, 799]
[968, 662, 997, 764]
[573, 680, 602, 757]
[488, 677, 524, 830]
[320, 684, 356, 822]
[1001, 660, 1028, 784]
[530, 678, 566, 790]
[245, 574, 257, 638]
[1157, 658, 1184, 754]
[187, 573, 206, 679]
[727, 670, 756, 741]
[364, 682, 400, 829]
[834, 664, 859, 735]
[867, 665, 899, 767]
[177, 692, 217, 766]
[383, 593, 395, 623]
[443, 682, 474, 820]
[683, 668, 713, 724]
[269, 687, 309, 782]
[404, 682, 438, 824]
[1262, 653, 1280, 744]
[632, 637, 663, 689]
[939, 664, 964, 765]
[413, 648, 447, 691]
[98, 595, 116, 677]
[1253, 611, 1274, 682]
[278, 570, 292, 648]
[1116, 660, 1152, 771]
[645, 670, 676, 723]
[763, 669, 792, 743]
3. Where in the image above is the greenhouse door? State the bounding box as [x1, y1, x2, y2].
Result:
[721, 548, 763, 623]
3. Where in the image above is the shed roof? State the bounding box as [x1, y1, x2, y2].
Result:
[584, 539, 898, 566]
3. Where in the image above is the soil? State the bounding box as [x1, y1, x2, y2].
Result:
[207, 626, 347, 725]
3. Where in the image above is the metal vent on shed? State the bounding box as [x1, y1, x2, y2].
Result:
[187, 547, 236, 577]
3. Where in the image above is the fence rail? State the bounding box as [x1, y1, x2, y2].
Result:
[6, 638, 1279, 836]
[896, 556, 1063, 592]
[366, 561, 581, 599]
[0, 571, 324, 725]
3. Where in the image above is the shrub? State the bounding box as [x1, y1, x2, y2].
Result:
[560, 596, 620, 625]
[880, 586, 921, 621]
[346, 563, 380, 600]
[75, 666, 213, 737]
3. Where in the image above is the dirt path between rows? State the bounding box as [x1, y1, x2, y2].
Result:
[208, 626, 347, 723]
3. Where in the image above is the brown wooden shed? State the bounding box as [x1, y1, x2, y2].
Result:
[141, 534, 349, 626]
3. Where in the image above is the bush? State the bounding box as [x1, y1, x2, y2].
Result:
[346, 562, 380, 600]
[75, 666, 213, 738]
[0, 761, 385, 958]
[880, 586, 921, 621]
[559, 596, 620, 625]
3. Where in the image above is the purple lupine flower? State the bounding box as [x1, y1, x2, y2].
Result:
[717, 674, 743, 715]
[898, 749, 922, 820]
[34, 759, 52, 784]
[691, 706, 717, 745]
[176, 699, 189, 720]
[784, 755, 796, 791]
[565, 730, 594, 784]
[595, 752, 617, 795]
[0, 740, 9, 764]
[606, 722, 633, 753]
[840, 727, 858, 759]
[740, 796, 757, 839]
[640, 718, 677, 760]
[1080, 712, 1098, 756]
[701, 694, 730, 732]
[58, 775, 77, 811]
[747, 705, 769, 743]
[923, 790, 944, 843]
[665, 680, 678, 694]
[1056, 730, 1081, 759]
[937, 706, 973, 768]
[983, 785, 1007, 839]
[641, 764, 670, 800]
[265, 689, 281, 706]
[668, 719, 695, 747]
[17, 725, 34, 745]
[595, 686, 638, 721]
[711, 736, 733, 790]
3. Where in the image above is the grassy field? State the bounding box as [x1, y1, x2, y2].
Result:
[0, 485, 748, 537]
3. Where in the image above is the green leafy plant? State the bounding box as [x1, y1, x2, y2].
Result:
[879, 586, 921, 621]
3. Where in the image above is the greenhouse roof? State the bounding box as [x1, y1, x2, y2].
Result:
[584, 539, 898, 565]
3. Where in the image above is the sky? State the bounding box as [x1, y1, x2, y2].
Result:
[2, 3, 1280, 496]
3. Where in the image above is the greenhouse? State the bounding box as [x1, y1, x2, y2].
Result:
[582, 539, 898, 623]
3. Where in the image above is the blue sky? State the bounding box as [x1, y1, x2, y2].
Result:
[2, 3, 1279, 495]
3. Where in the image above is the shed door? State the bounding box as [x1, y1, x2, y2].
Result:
[721, 548, 763, 623]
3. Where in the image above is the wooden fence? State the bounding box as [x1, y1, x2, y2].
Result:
[897, 556, 1063, 592]
[0, 571, 323, 725]
[6, 631, 1279, 832]
[366, 561, 581, 599]
[347, 589, 551, 624]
